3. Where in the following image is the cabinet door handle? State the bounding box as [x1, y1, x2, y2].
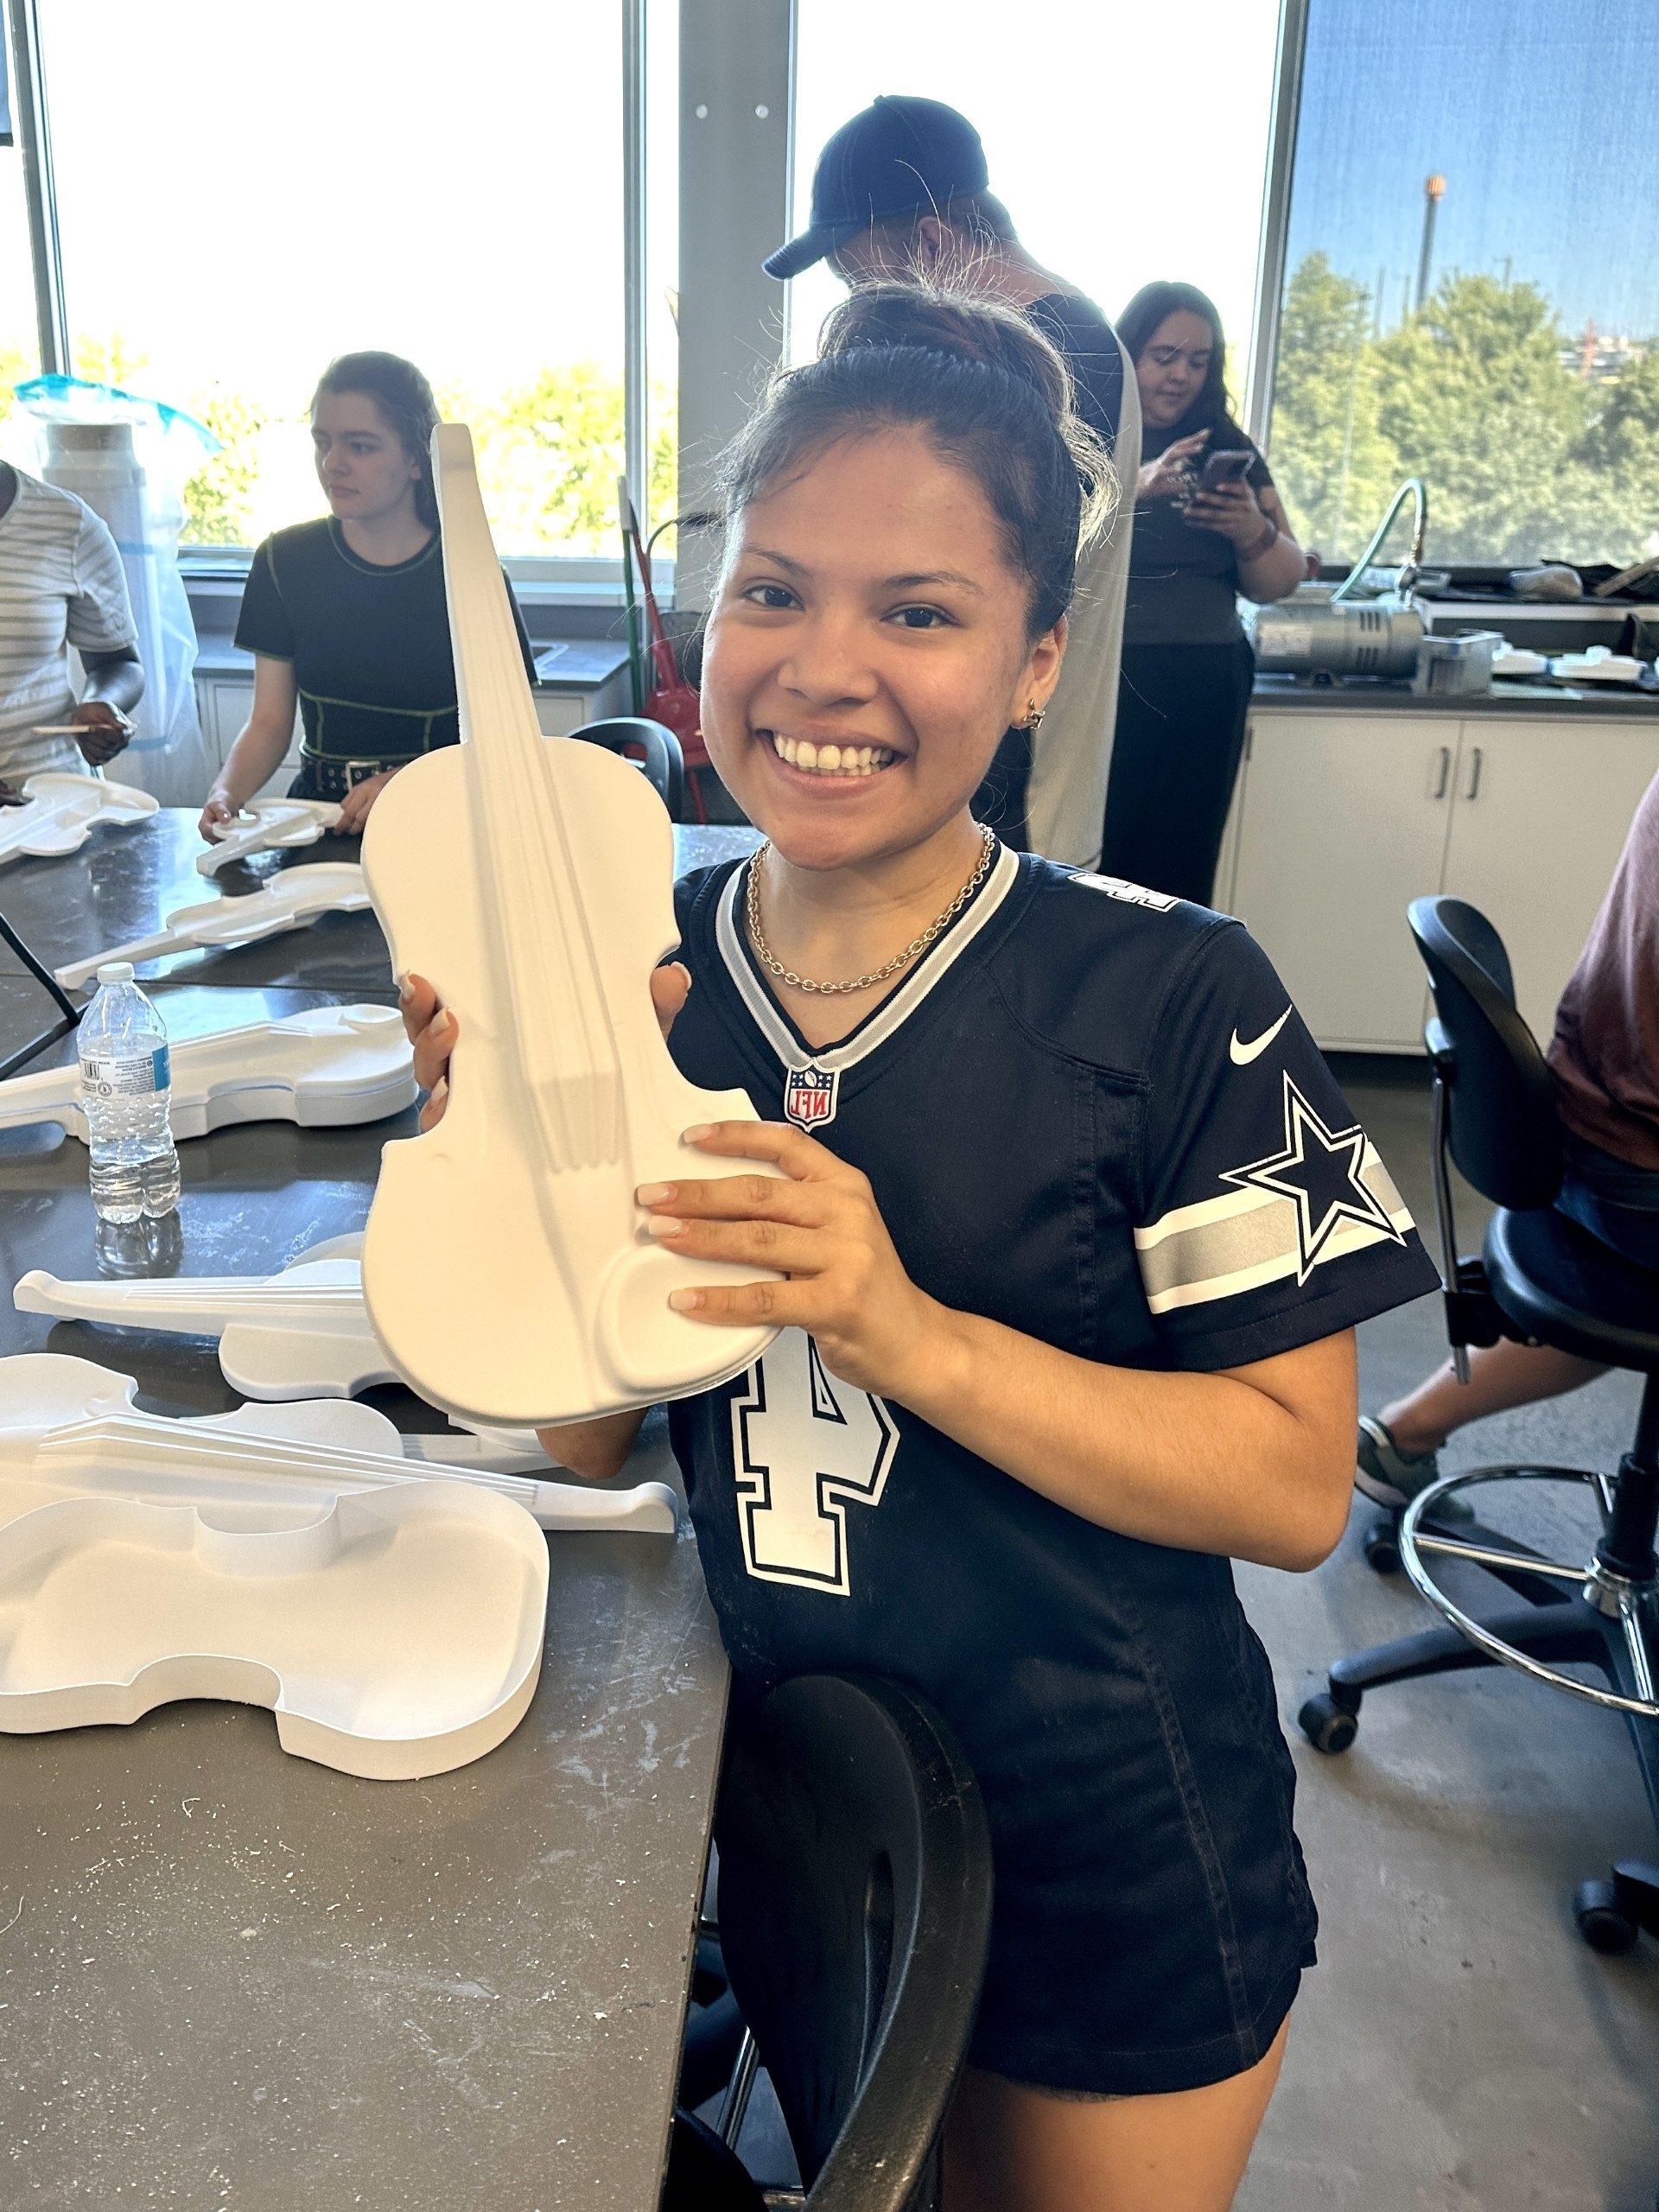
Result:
[1464, 745, 1483, 801]
[1429, 744, 1451, 799]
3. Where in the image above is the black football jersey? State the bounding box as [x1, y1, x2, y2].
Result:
[667, 849, 1435, 1634]
[664, 848, 1439, 2083]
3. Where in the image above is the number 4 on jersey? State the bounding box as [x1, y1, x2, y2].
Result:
[730, 1331, 897, 1595]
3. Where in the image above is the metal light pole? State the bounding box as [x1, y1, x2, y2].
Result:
[1416, 175, 1445, 311]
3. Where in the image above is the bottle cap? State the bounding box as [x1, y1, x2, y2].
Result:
[95, 961, 136, 985]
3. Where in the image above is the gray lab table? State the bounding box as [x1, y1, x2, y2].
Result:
[0, 830, 763, 2208]
[0, 809, 759, 1002]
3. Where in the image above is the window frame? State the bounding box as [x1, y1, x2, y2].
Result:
[8, 0, 665, 598]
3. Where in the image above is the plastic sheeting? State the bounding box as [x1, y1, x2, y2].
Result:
[15, 376, 218, 806]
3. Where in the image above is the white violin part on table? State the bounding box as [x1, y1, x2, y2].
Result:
[10, 1257, 593, 1469]
[0, 772, 157, 868]
[0, 1351, 677, 1533]
[0, 1357, 551, 1778]
[55, 864, 372, 992]
[196, 798, 346, 876]
[0, 1005, 416, 1141]
[360, 425, 785, 1431]
[0, 1484, 548, 1780]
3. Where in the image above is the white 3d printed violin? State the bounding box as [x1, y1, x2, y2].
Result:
[359, 426, 782, 1430]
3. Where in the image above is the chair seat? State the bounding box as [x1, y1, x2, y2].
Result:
[1485, 1206, 1659, 1372]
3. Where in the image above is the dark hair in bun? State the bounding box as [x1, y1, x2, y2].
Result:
[716, 281, 1115, 635]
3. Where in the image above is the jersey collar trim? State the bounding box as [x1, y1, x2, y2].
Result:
[713, 842, 1020, 1073]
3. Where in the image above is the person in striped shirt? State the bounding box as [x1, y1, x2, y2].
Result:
[0, 461, 143, 788]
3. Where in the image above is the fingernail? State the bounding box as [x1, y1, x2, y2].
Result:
[668, 1289, 703, 1313]
[398, 978, 412, 1004]
[430, 1077, 448, 1103]
[644, 1216, 686, 1239]
[682, 1124, 712, 1142]
[636, 1182, 675, 1205]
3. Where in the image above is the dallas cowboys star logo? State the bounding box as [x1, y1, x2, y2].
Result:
[1221, 1074, 1404, 1284]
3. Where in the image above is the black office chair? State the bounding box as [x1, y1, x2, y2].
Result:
[1299, 896, 1659, 1955]
[569, 715, 685, 823]
[662, 1673, 993, 2211]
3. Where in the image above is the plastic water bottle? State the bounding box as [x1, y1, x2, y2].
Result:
[77, 962, 181, 1224]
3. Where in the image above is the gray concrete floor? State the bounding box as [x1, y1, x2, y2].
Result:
[1238, 1061, 1658, 2212]
[720, 1060, 1659, 2208]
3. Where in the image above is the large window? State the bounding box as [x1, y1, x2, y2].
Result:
[1266, 0, 1659, 568]
[788, 0, 1281, 400]
[29, 0, 671, 564]
[0, 153, 41, 459]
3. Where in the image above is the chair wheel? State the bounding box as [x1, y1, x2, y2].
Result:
[1298, 1693, 1359, 1754]
[1362, 1522, 1402, 1574]
[1575, 1878, 1639, 1955]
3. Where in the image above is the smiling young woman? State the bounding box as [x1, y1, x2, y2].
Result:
[401, 283, 1439, 2210]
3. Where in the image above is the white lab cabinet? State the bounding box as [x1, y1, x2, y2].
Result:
[1224, 709, 1659, 1053]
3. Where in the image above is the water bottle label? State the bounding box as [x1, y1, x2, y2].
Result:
[80, 1045, 170, 1099]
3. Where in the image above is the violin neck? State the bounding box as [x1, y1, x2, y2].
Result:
[434, 425, 625, 1171]
[34, 1409, 543, 1518]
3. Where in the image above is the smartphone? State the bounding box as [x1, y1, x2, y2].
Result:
[1197, 448, 1253, 493]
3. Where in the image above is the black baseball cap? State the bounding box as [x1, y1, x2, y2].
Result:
[763, 95, 989, 280]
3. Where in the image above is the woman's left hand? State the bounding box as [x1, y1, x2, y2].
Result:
[71, 701, 132, 766]
[1182, 475, 1264, 546]
[336, 769, 396, 833]
[639, 1121, 941, 1400]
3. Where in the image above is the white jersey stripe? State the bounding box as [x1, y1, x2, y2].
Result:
[1135, 1141, 1400, 1249]
[1142, 1201, 1420, 1313]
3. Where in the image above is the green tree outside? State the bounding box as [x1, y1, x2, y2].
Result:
[27, 265, 1654, 572]
[181, 387, 268, 545]
[1268, 254, 1659, 569]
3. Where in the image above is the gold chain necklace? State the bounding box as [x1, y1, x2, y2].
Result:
[744, 825, 998, 997]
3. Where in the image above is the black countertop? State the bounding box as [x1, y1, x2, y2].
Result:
[1251, 674, 1659, 718]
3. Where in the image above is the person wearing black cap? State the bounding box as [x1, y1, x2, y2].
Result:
[767, 94, 1140, 872]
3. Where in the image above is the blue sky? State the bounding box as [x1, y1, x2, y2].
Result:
[1288, 0, 1659, 338]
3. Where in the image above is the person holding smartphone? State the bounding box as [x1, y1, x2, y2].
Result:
[1103, 282, 1305, 904]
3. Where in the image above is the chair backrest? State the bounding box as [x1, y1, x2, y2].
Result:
[569, 715, 684, 823]
[1408, 895, 1564, 1209]
[715, 1674, 992, 2212]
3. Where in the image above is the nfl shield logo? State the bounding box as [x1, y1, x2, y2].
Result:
[784, 1065, 839, 1129]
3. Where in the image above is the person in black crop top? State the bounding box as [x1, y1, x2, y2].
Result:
[1105, 283, 1306, 905]
[200, 350, 531, 838]
[398, 285, 1436, 2210]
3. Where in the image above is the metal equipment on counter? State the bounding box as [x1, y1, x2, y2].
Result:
[1250, 479, 1429, 681]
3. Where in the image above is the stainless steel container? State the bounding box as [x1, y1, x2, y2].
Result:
[1249, 596, 1427, 679]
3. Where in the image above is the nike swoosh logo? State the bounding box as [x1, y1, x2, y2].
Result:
[1230, 1007, 1291, 1065]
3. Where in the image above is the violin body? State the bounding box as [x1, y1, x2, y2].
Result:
[196, 796, 344, 876]
[0, 1005, 414, 1141]
[364, 736, 782, 1427]
[0, 771, 156, 868]
[55, 863, 371, 992]
[0, 1482, 546, 1781]
[360, 428, 782, 1430]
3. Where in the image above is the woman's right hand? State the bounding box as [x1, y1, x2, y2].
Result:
[1137, 430, 1209, 504]
[398, 962, 693, 1134]
[199, 791, 240, 842]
